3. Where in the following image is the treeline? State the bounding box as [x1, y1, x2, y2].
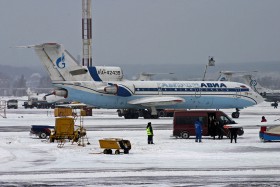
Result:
[257, 76, 280, 90]
[0, 73, 52, 96]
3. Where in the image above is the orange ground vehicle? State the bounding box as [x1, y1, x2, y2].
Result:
[173, 110, 243, 139]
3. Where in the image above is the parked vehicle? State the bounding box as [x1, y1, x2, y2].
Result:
[99, 138, 131, 154]
[173, 110, 243, 139]
[23, 99, 56, 109]
[7, 99, 18, 109]
[30, 125, 54, 139]
[259, 124, 280, 142]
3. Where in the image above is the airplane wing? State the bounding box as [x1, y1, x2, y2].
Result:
[55, 103, 87, 108]
[224, 120, 280, 128]
[128, 96, 185, 107]
[223, 124, 244, 128]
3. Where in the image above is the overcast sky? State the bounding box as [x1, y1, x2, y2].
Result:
[1, 0, 280, 68]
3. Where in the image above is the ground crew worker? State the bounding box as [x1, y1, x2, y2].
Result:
[212, 119, 217, 140]
[146, 122, 154, 144]
[261, 116, 267, 122]
[229, 128, 238, 143]
[195, 119, 202, 142]
[216, 119, 224, 139]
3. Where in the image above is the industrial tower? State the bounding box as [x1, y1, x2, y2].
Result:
[82, 0, 92, 67]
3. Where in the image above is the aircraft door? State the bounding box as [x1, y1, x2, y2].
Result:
[235, 87, 241, 98]
[195, 88, 201, 97]
[158, 87, 163, 95]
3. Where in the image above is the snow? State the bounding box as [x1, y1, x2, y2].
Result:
[0, 101, 280, 186]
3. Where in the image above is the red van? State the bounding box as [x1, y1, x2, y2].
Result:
[173, 110, 243, 139]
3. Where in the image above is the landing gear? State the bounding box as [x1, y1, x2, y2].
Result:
[117, 108, 160, 119]
[124, 112, 139, 119]
[143, 109, 159, 119]
[271, 102, 278, 108]
[143, 110, 151, 119]
[117, 109, 139, 119]
[232, 108, 240, 118]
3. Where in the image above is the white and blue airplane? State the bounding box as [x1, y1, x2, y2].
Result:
[217, 71, 280, 108]
[243, 74, 280, 106]
[29, 43, 263, 119]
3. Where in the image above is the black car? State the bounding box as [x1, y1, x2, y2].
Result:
[30, 125, 54, 139]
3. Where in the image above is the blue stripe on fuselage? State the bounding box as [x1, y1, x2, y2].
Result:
[135, 88, 249, 92]
[88, 67, 102, 81]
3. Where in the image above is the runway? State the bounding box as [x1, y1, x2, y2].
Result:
[0, 102, 280, 186]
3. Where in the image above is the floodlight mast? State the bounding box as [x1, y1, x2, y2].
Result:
[202, 56, 215, 81]
[82, 0, 92, 67]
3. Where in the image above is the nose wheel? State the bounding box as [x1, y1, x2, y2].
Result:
[232, 108, 240, 118]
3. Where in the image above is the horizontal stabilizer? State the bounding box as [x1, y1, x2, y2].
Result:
[70, 68, 88, 76]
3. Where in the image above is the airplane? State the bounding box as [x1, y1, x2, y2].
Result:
[24, 43, 263, 119]
[217, 71, 280, 108]
[242, 74, 280, 106]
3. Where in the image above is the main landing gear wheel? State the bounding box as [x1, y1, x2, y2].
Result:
[232, 108, 240, 118]
[124, 111, 139, 119]
[231, 112, 240, 118]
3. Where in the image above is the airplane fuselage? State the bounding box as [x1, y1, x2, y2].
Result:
[53, 80, 263, 110]
[29, 43, 264, 118]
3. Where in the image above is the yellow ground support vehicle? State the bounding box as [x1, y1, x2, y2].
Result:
[54, 107, 73, 117]
[99, 138, 131, 154]
[50, 117, 75, 143]
[49, 106, 90, 147]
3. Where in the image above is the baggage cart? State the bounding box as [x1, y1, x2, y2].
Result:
[99, 138, 131, 154]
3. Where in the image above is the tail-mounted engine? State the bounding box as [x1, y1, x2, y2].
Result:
[53, 89, 68, 98]
[97, 83, 134, 97]
[97, 84, 119, 95]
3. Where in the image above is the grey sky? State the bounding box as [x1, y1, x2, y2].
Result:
[1, 0, 280, 68]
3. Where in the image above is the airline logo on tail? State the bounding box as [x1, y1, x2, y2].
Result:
[250, 79, 257, 87]
[56, 53, 65, 69]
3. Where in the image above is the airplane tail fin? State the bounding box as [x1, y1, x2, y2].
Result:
[242, 74, 269, 94]
[33, 43, 125, 82]
[34, 43, 92, 81]
[216, 71, 233, 81]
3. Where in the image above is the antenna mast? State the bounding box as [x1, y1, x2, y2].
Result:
[82, 0, 92, 67]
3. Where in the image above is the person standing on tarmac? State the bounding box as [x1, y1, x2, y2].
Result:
[146, 122, 154, 144]
[216, 119, 224, 139]
[212, 119, 217, 140]
[261, 116, 267, 122]
[229, 128, 238, 143]
[195, 119, 203, 143]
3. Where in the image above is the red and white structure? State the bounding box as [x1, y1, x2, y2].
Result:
[82, 0, 92, 67]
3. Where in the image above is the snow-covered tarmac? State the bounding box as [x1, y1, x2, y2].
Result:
[0, 101, 280, 186]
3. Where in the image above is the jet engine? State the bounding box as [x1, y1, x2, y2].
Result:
[53, 89, 68, 98]
[97, 84, 118, 95]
